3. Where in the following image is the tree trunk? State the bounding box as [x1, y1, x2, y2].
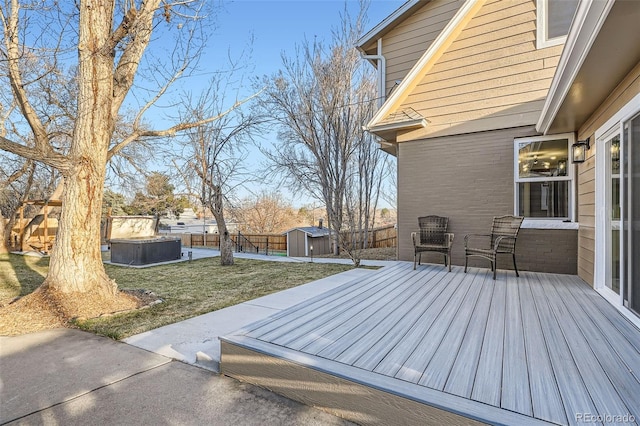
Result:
[214, 218, 234, 266]
[41, 0, 116, 297]
[210, 186, 234, 266]
[0, 211, 7, 254]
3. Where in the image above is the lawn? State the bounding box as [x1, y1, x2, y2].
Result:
[0, 253, 353, 339]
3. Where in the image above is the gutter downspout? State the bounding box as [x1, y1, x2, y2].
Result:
[361, 39, 386, 108]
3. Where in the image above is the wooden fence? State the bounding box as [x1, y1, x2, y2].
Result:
[167, 225, 396, 255]
[340, 224, 397, 250]
[172, 232, 288, 255]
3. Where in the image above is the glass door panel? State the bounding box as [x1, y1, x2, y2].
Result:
[624, 114, 640, 316]
[606, 135, 621, 294]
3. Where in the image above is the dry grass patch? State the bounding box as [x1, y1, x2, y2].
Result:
[0, 253, 353, 339]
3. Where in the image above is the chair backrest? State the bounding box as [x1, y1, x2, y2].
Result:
[418, 215, 448, 245]
[490, 215, 524, 252]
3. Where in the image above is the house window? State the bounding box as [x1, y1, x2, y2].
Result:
[514, 134, 575, 220]
[536, 0, 579, 49]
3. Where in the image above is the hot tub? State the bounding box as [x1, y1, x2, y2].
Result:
[110, 237, 181, 265]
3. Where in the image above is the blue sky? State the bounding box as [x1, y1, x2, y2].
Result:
[155, 1, 405, 207]
[212, 1, 403, 75]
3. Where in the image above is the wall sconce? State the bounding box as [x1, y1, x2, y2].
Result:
[572, 137, 590, 163]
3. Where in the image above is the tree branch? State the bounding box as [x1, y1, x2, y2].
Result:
[107, 88, 264, 159]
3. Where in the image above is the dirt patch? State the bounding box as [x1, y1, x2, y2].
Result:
[0, 287, 160, 337]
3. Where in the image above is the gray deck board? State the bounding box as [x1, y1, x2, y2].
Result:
[252, 264, 410, 342]
[558, 277, 640, 383]
[222, 262, 640, 426]
[348, 266, 458, 370]
[443, 270, 493, 398]
[392, 269, 478, 383]
[371, 268, 467, 377]
[528, 272, 599, 425]
[568, 275, 640, 354]
[316, 266, 447, 360]
[518, 273, 566, 425]
[470, 269, 506, 406]
[278, 267, 418, 349]
[418, 269, 487, 390]
[243, 262, 407, 337]
[501, 271, 532, 416]
[547, 274, 640, 421]
[541, 274, 632, 421]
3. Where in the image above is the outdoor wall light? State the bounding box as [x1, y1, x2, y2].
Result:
[572, 137, 590, 163]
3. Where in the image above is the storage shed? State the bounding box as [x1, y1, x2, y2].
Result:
[285, 225, 332, 257]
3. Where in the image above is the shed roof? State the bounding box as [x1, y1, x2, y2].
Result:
[284, 226, 331, 238]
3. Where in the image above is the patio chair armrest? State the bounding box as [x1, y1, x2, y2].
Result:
[445, 233, 454, 247]
[464, 233, 491, 248]
[494, 235, 517, 251]
[411, 232, 418, 247]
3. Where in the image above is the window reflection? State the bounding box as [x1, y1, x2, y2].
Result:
[518, 139, 569, 178]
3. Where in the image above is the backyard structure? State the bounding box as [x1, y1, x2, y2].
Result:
[285, 225, 332, 257]
[9, 199, 61, 254]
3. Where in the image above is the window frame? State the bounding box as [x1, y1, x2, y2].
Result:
[513, 133, 576, 222]
[536, 0, 575, 49]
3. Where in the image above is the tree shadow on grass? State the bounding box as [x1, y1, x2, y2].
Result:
[0, 252, 49, 303]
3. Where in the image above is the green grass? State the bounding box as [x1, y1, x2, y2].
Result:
[0, 253, 353, 339]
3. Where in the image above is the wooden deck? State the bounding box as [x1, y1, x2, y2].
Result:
[220, 262, 640, 425]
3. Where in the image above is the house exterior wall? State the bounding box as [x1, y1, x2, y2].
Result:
[573, 61, 640, 286]
[396, 0, 563, 141]
[382, 0, 463, 93]
[398, 126, 577, 274]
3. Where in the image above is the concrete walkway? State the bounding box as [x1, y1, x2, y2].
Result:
[2, 250, 395, 425]
[0, 329, 354, 425]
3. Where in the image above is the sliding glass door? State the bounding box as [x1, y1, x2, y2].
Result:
[605, 135, 621, 295]
[622, 113, 640, 316]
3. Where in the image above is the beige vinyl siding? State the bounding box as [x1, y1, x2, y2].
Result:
[574, 61, 640, 286]
[576, 153, 595, 286]
[382, 0, 463, 93]
[396, 0, 563, 140]
[397, 126, 577, 274]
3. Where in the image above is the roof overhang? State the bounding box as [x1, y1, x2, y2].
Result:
[537, 0, 640, 135]
[356, 0, 426, 56]
[362, 0, 485, 140]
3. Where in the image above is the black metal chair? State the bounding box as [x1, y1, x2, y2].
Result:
[411, 215, 454, 271]
[464, 215, 524, 280]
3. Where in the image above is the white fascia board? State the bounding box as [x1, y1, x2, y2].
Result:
[369, 118, 427, 133]
[536, 0, 616, 135]
[366, 0, 481, 129]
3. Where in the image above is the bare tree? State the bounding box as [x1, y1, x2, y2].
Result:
[234, 191, 298, 234]
[0, 0, 251, 318]
[259, 3, 387, 264]
[173, 77, 262, 265]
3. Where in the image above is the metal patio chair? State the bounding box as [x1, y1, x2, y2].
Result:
[412, 215, 454, 271]
[464, 215, 524, 280]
